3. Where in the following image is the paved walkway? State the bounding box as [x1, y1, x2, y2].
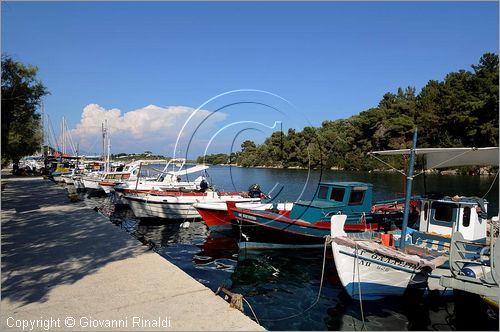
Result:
[1, 176, 264, 331]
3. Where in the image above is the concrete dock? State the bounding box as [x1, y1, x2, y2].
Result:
[1, 176, 264, 331]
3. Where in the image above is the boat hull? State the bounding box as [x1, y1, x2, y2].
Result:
[232, 210, 332, 245]
[231, 208, 377, 245]
[332, 240, 419, 299]
[125, 196, 200, 219]
[81, 178, 103, 191]
[196, 206, 232, 229]
[330, 215, 450, 300]
[194, 202, 292, 229]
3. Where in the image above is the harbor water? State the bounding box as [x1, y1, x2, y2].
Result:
[78, 167, 499, 330]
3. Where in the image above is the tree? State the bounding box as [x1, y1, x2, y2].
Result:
[2, 55, 48, 167]
[195, 53, 498, 171]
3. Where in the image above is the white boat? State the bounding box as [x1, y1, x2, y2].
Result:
[81, 159, 168, 192]
[114, 159, 209, 194]
[81, 171, 105, 190]
[330, 129, 498, 300]
[61, 167, 84, 185]
[330, 195, 488, 299]
[124, 190, 261, 219]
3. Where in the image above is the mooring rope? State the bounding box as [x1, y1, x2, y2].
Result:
[234, 236, 331, 323]
[242, 297, 260, 325]
[261, 236, 330, 322]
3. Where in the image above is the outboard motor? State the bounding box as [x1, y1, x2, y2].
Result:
[248, 184, 263, 198]
[199, 179, 209, 192]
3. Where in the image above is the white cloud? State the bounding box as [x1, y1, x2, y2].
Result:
[69, 104, 227, 155]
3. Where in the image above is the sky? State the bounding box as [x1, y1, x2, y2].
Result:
[2, 1, 498, 158]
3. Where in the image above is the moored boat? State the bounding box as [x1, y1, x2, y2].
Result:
[112, 158, 210, 200]
[194, 201, 294, 229]
[124, 190, 261, 220]
[228, 181, 401, 248]
[330, 129, 498, 300]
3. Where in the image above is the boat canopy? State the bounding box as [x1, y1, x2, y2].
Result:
[371, 147, 498, 169]
[168, 164, 209, 176]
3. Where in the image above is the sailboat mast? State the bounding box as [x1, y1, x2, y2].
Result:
[106, 122, 111, 172]
[400, 128, 418, 251]
[40, 102, 45, 156]
[102, 122, 106, 172]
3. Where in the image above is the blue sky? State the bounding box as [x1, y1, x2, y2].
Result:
[2, 1, 498, 157]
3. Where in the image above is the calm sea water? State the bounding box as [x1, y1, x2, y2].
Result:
[81, 166, 499, 331]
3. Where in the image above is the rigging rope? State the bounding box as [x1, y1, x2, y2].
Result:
[412, 149, 477, 178]
[482, 171, 499, 199]
[368, 153, 407, 177]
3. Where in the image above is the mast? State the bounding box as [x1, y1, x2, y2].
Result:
[102, 122, 106, 172]
[106, 121, 111, 172]
[40, 102, 45, 156]
[400, 128, 418, 251]
[63, 117, 66, 156]
[101, 120, 110, 172]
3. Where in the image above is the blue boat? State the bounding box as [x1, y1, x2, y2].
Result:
[228, 181, 394, 248]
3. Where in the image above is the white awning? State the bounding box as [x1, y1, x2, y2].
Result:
[371, 147, 499, 169]
[168, 164, 209, 176]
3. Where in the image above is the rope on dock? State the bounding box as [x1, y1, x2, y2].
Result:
[215, 287, 244, 311]
[215, 236, 332, 324]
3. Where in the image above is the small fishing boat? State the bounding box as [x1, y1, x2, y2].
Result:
[194, 200, 294, 229]
[51, 163, 72, 182]
[81, 171, 105, 190]
[60, 167, 85, 185]
[330, 195, 489, 299]
[228, 181, 402, 248]
[330, 129, 498, 300]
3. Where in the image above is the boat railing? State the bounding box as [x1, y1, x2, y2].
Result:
[446, 229, 499, 290]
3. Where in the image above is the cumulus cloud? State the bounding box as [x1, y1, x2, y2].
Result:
[69, 104, 227, 155]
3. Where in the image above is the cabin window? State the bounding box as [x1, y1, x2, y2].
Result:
[348, 190, 365, 205]
[462, 207, 471, 227]
[423, 202, 429, 221]
[433, 203, 455, 223]
[330, 188, 345, 202]
[317, 186, 329, 199]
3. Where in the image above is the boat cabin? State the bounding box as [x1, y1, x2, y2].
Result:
[416, 196, 488, 242]
[290, 182, 373, 222]
[102, 172, 131, 181]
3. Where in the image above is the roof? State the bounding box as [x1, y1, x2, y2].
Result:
[372, 147, 498, 169]
[319, 181, 372, 188]
[296, 200, 345, 209]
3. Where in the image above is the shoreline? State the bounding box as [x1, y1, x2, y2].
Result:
[205, 164, 498, 175]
